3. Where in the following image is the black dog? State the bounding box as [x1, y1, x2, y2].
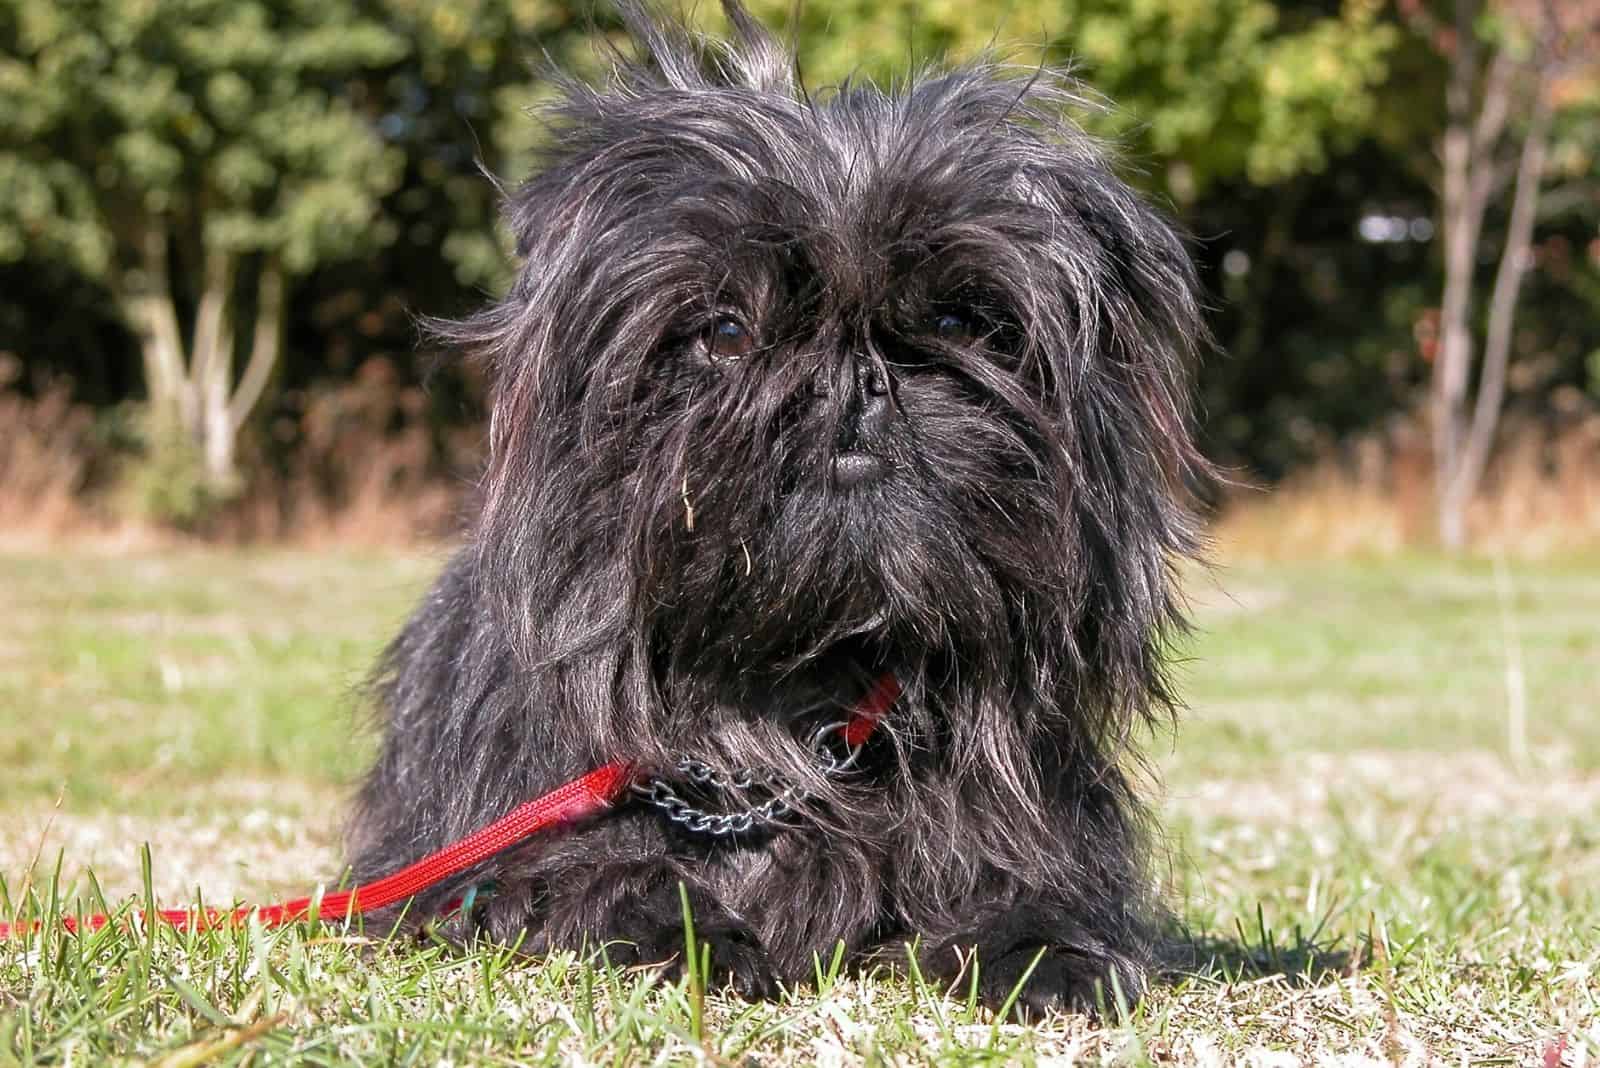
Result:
[349, 1, 1206, 1016]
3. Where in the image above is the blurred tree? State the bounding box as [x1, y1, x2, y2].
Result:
[355, 0, 615, 294]
[1190, 148, 1438, 481]
[3, 0, 1596, 529]
[253, 1, 617, 508]
[1404, 0, 1600, 546]
[0, 0, 405, 493]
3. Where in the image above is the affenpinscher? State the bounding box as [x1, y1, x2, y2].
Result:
[349, 1, 1206, 1015]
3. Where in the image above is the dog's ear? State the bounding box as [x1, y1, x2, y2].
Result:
[935, 66, 1211, 730]
[1047, 168, 1210, 732]
[428, 4, 809, 673]
[1058, 166, 1208, 493]
[893, 65, 1206, 501]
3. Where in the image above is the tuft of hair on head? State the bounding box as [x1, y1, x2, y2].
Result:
[614, 0, 798, 96]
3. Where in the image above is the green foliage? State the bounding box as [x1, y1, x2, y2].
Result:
[734, 0, 1399, 204]
[342, 0, 612, 291]
[0, 0, 407, 281]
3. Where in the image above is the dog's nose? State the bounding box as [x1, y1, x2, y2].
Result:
[853, 360, 894, 440]
[832, 358, 895, 487]
[836, 358, 894, 449]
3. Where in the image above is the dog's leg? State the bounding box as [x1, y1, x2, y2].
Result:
[467, 828, 782, 1000]
[908, 757, 1156, 1018]
[916, 900, 1150, 1018]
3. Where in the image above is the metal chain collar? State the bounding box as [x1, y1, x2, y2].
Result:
[630, 720, 866, 838]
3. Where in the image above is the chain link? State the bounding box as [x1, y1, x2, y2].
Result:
[630, 721, 865, 838]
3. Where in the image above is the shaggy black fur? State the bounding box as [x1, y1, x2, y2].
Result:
[349, 1, 1207, 1016]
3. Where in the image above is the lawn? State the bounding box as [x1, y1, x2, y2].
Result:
[1, 547, 1596, 1064]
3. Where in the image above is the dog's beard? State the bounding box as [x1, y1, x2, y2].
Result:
[622, 359, 1041, 671]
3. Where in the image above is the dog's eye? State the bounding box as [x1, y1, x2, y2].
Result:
[931, 312, 976, 344]
[703, 316, 755, 362]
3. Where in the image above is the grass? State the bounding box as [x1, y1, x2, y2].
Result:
[1, 547, 1596, 1064]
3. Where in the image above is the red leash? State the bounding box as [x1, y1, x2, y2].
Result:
[0, 674, 899, 940]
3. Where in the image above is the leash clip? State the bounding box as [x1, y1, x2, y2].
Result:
[808, 719, 866, 775]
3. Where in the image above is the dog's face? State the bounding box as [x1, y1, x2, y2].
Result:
[453, 9, 1204, 725]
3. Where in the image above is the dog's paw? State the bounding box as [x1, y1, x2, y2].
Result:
[598, 882, 780, 1001]
[972, 944, 1143, 1020]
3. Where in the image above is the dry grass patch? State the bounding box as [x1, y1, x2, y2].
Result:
[0, 780, 342, 906]
[1169, 748, 1600, 826]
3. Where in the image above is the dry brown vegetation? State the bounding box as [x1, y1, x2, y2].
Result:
[1213, 411, 1600, 556]
[0, 357, 478, 548]
[0, 356, 98, 538]
[5, 366, 1599, 555]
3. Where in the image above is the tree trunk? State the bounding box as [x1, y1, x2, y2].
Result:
[128, 225, 189, 435]
[1429, 0, 1549, 550]
[193, 245, 238, 487]
[227, 254, 285, 443]
[121, 234, 289, 504]
[1432, 0, 1482, 549]
[1446, 73, 1553, 527]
